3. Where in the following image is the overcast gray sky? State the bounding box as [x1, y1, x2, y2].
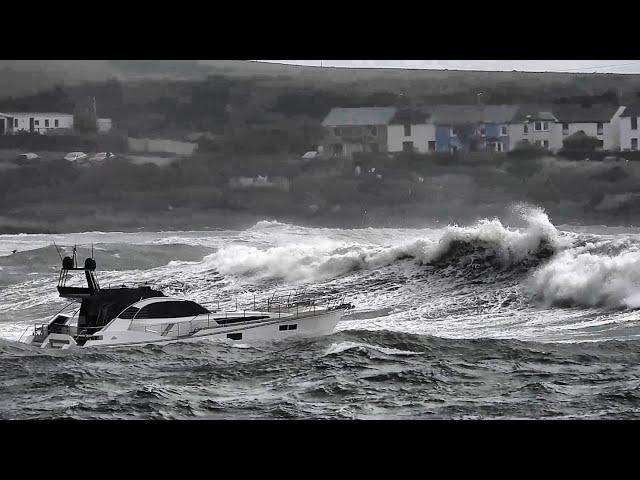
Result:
[257, 60, 640, 74]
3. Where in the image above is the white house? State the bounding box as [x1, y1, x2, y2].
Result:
[508, 107, 562, 152]
[553, 104, 625, 151]
[97, 118, 112, 133]
[619, 104, 640, 151]
[387, 109, 436, 153]
[0, 112, 74, 134]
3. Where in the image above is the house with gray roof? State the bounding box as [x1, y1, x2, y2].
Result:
[508, 105, 561, 151]
[320, 107, 397, 158]
[552, 104, 625, 151]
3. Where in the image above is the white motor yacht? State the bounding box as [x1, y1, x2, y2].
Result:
[19, 250, 354, 349]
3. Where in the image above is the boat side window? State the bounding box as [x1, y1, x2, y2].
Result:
[136, 301, 209, 319]
[119, 306, 140, 319]
[279, 324, 298, 331]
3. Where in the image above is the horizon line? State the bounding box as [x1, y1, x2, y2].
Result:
[250, 60, 640, 76]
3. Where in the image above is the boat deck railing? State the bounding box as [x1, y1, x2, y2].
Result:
[201, 290, 352, 317]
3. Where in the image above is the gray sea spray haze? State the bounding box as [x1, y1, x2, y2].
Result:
[2, 205, 640, 419]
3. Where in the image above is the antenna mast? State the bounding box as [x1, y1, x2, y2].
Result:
[52, 239, 63, 262]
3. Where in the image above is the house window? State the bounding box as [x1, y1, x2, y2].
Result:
[14, 119, 18, 127]
[500, 125, 507, 136]
[496, 142, 504, 152]
[334, 127, 340, 136]
[402, 141, 414, 153]
[369, 126, 377, 136]
[55, 119, 59, 127]
[428, 141, 436, 152]
[562, 123, 569, 134]
[543, 140, 549, 149]
[632, 138, 638, 151]
[534, 121, 542, 131]
[404, 124, 411, 136]
[543, 121, 549, 130]
[45, 119, 49, 127]
[523, 124, 528, 134]
[597, 122, 603, 135]
[333, 144, 343, 155]
[598, 140, 604, 148]
[34, 120, 39, 126]
[632, 117, 638, 130]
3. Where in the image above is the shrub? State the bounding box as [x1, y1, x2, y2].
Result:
[507, 141, 549, 159]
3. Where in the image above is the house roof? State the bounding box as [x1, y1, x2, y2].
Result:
[620, 103, 640, 117]
[552, 104, 620, 123]
[390, 108, 431, 125]
[512, 105, 558, 122]
[2, 112, 73, 117]
[422, 105, 520, 125]
[322, 107, 397, 126]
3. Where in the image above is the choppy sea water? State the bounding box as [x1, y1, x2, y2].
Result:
[2, 205, 640, 419]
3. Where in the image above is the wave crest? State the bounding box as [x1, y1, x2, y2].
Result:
[527, 249, 640, 309]
[207, 205, 562, 283]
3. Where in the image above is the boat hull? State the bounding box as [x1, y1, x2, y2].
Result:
[21, 308, 346, 349]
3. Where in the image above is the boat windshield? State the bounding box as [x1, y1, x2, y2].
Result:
[134, 300, 209, 319]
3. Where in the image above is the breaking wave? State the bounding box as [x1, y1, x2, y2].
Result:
[206, 205, 564, 283]
[528, 248, 640, 309]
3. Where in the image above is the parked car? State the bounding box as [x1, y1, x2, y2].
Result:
[302, 151, 319, 161]
[13, 153, 40, 164]
[87, 152, 116, 164]
[64, 152, 87, 162]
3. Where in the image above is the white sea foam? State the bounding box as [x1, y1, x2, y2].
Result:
[528, 248, 640, 309]
[323, 341, 420, 357]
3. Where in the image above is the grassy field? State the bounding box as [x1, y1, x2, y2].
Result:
[2, 152, 640, 233]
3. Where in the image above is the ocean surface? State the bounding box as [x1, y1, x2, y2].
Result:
[2, 205, 640, 419]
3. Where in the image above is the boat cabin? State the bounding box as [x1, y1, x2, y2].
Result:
[56, 251, 165, 333]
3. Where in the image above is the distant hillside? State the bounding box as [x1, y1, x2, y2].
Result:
[3, 60, 640, 101]
[0, 60, 217, 98]
[3, 60, 640, 153]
